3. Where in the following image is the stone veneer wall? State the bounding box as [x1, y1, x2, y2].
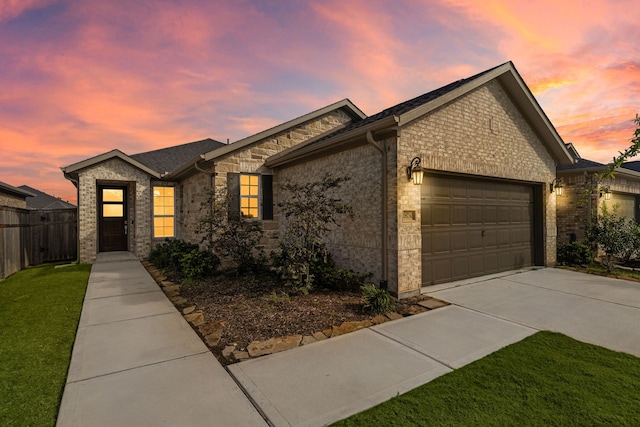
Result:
[0, 193, 27, 209]
[276, 141, 390, 283]
[557, 172, 640, 244]
[77, 158, 152, 263]
[397, 80, 558, 296]
[178, 109, 354, 250]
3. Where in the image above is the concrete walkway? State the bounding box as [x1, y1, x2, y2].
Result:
[58, 258, 640, 427]
[56, 252, 266, 427]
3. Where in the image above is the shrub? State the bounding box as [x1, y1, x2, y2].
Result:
[213, 216, 264, 274]
[149, 239, 200, 273]
[361, 284, 395, 314]
[557, 241, 592, 267]
[180, 249, 220, 281]
[585, 205, 640, 272]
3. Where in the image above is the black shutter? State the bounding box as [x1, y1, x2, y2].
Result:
[262, 175, 273, 220]
[228, 173, 240, 219]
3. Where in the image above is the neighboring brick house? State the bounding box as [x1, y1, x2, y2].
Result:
[267, 61, 574, 297]
[62, 61, 574, 298]
[0, 180, 35, 208]
[557, 154, 640, 244]
[61, 100, 366, 263]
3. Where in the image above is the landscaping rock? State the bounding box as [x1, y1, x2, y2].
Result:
[247, 335, 302, 357]
[312, 331, 328, 341]
[331, 320, 372, 337]
[163, 285, 181, 297]
[184, 311, 205, 326]
[301, 335, 317, 346]
[169, 296, 187, 305]
[418, 298, 450, 310]
[204, 331, 223, 347]
[385, 312, 404, 320]
[160, 281, 175, 287]
[199, 320, 225, 337]
[233, 350, 250, 361]
[322, 328, 333, 338]
[222, 345, 236, 358]
[371, 314, 388, 325]
[398, 304, 428, 316]
[182, 306, 196, 315]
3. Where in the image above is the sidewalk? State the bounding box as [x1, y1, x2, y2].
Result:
[56, 252, 266, 426]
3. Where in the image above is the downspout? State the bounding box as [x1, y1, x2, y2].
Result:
[366, 131, 389, 289]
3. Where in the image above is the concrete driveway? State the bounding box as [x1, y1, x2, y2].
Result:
[425, 267, 640, 357]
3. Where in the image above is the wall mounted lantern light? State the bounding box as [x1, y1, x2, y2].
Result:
[550, 178, 563, 196]
[600, 186, 611, 200]
[406, 157, 424, 185]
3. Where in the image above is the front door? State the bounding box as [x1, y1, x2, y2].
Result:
[99, 186, 128, 252]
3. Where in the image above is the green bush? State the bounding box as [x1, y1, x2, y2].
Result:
[557, 241, 592, 267]
[361, 284, 395, 314]
[180, 249, 220, 280]
[585, 205, 640, 272]
[148, 239, 200, 273]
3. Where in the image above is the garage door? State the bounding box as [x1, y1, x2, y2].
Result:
[421, 174, 536, 286]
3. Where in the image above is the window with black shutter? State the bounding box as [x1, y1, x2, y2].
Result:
[227, 173, 273, 220]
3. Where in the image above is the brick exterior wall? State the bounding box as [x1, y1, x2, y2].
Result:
[277, 80, 559, 298]
[277, 142, 388, 282]
[77, 158, 152, 263]
[557, 171, 640, 244]
[178, 109, 354, 249]
[0, 192, 27, 209]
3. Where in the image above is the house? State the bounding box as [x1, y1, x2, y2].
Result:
[18, 185, 76, 210]
[266, 61, 573, 297]
[0, 180, 35, 208]
[556, 151, 640, 244]
[62, 101, 366, 263]
[62, 61, 573, 298]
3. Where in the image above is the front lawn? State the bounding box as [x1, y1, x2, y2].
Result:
[333, 331, 640, 426]
[0, 263, 90, 427]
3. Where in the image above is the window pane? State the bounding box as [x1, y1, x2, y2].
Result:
[103, 189, 124, 202]
[240, 175, 251, 186]
[103, 204, 123, 217]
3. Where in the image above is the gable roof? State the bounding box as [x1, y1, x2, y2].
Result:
[168, 98, 367, 178]
[130, 138, 225, 174]
[0, 180, 35, 199]
[18, 185, 76, 209]
[62, 138, 226, 183]
[557, 158, 605, 171]
[267, 62, 574, 168]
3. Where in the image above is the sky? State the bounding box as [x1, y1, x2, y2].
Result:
[1, 0, 639, 204]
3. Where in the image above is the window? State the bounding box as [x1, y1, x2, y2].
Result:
[240, 174, 259, 218]
[228, 173, 273, 220]
[153, 186, 175, 237]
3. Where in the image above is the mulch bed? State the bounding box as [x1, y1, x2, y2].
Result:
[143, 263, 433, 365]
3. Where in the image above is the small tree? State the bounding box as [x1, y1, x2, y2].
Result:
[273, 174, 354, 293]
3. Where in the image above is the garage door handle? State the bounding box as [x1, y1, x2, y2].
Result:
[481, 230, 486, 237]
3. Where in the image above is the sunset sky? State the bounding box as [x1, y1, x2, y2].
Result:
[1, 0, 639, 204]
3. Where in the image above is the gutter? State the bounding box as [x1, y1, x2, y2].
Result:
[366, 130, 389, 290]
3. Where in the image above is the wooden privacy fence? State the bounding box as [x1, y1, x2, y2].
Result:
[0, 206, 77, 278]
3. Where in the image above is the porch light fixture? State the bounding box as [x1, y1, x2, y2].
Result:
[600, 186, 611, 200]
[550, 178, 563, 196]
[406, 157, 424, 185]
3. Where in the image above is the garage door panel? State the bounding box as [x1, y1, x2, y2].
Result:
[432, 205, 451, 226]
[422, 174, 535, 286]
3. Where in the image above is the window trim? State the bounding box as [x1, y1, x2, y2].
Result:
[153, 186, 175, 238]
[239, 173, 261, 219]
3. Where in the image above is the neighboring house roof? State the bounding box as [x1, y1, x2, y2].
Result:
[621, 161, 640, 173]
[267, 61, 575, 168]
[557, 158, 640, 181]
[0, 180, 35, 199]
[18, 185, 76, 209]
[167, 99, 367, 179]
[130, 138, 225, 174]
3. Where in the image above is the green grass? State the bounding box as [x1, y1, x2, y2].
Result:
[0, 263, 91, 427]
[333, 332, 640, 426]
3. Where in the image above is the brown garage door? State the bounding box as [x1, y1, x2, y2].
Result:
[421, 174, 536, 286]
